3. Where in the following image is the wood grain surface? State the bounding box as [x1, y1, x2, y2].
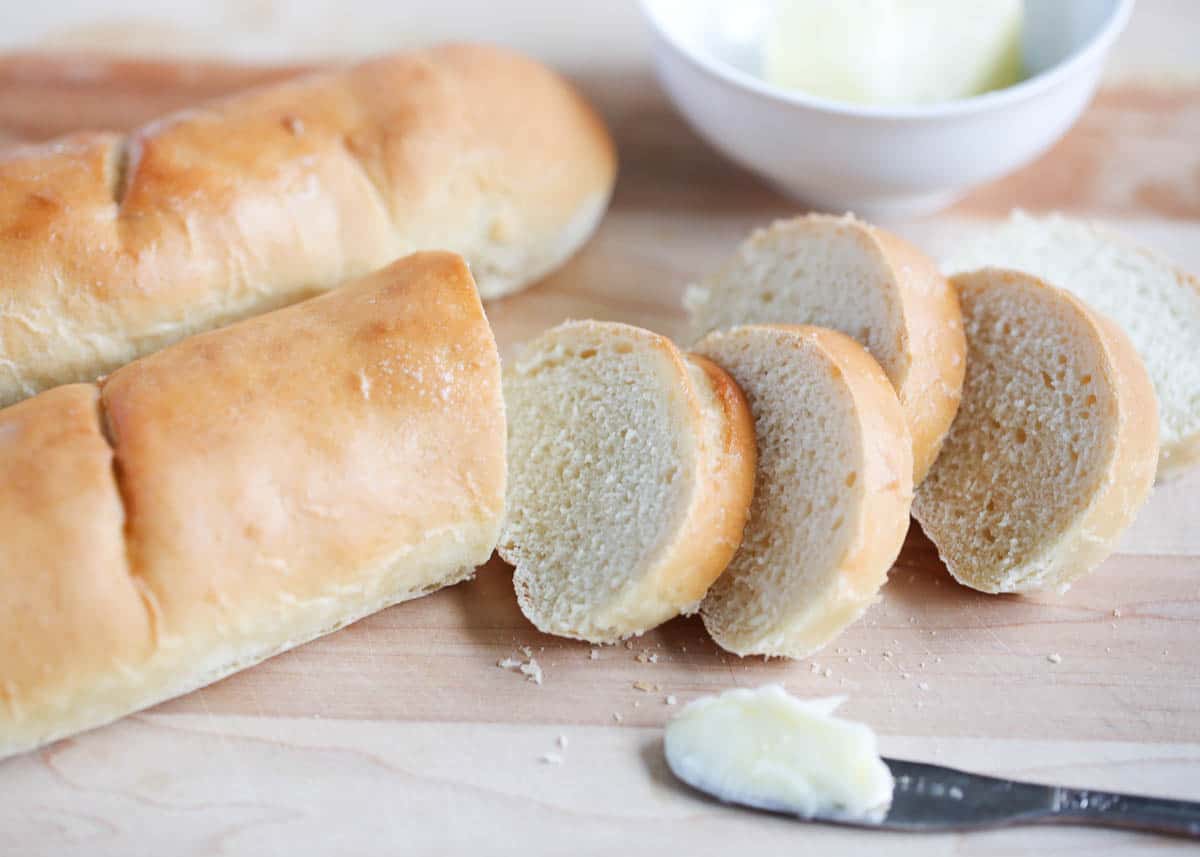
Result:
[1, 7, 1199, 856]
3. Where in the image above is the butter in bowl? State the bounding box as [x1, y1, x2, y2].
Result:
[640, 0, 1135, 217]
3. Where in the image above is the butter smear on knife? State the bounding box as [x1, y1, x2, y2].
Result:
[664, 685, 894, 822]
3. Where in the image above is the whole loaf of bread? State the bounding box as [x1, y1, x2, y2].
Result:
[0, 43, 616, 406]
[0, 251, 506, 759]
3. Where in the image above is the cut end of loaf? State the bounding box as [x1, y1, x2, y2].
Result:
[693, 324, 913, 659]
[914, 268, 1158, 593]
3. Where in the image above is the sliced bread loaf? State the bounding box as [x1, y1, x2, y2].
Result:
[499, 321, 756, 643]
[686, 214, 964, 482]
[914, 269, 1159, 594]
[944, 211, 1200, 480]
[692, 325, 914, 658]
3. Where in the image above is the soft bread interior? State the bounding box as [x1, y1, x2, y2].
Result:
[944, 212, 1200, 478]
[687, 217, 907, 387]
[500, 322, 735, 641]
[694, 325, 912, 658]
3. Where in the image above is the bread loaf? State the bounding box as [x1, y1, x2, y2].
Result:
[914, 268, 1158, 593]
[693, 325, 914, 658]
[0, 251, 506, 759]
[499, 321, 756, 642]
[686, 214, 964, 483]
[0, 43, 615, 406]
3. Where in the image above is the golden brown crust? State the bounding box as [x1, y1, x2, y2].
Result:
[1078, 306, 1161, 568]
[653, 353, 757, 608]
[867, 223, 966, 483]
[0, 43, 615, 406]
[0, 251, 505, 758]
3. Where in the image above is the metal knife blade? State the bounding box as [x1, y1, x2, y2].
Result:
[869, 758, 1200, 838]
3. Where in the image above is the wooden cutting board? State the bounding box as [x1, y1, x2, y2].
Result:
[0, 49, 1198, 857]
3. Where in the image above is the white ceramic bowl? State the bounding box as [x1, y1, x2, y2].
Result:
[641, 0, 1135, 217]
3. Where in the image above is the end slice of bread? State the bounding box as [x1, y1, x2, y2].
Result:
[686, 213, 965, 483]
[499, 320, 757, 643]
[944, 211, 1200, 480]
[692, 324, 914, 658]
[914, 268, 1159, 594]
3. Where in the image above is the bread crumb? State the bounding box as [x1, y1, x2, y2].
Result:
[901, 672, 911, 680]
[810, 662, 820, 674]
[918, 682, 930, 691]
[520, 658, 544, 685]
[1112, 608, 1122, 618]
[665, 695, 678, 705]
[498, 651, 544, 685]
[624, 641, 634, 649]
[540, 752, 563, 765]
[883, 650, 894, 659]
[635, 650, 659, 664]
[557, 735, 568, 750]
[823, 668, 833, 678]
[589, 649, 600, 660]
[519, 646, 533, 658]
[632, 680, 655, 692]
[1047, 653, 1062, 664]
[612, 712, 623, 723]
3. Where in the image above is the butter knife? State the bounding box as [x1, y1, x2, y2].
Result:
[676, 756, 1200, 838]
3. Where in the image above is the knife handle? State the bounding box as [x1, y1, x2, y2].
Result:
[1047, 788, 1200, 839]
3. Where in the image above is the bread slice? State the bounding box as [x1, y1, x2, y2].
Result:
[944, 211, 1200, 480]
[499, 320, 756, 643]
[692, 325, 914, 658]
[914, 269, 1159, 594]
[686, 214, 964, 483]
